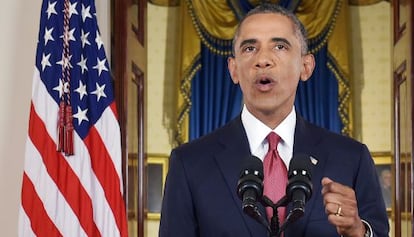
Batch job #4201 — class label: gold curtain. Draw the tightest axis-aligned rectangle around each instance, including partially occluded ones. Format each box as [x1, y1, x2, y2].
[349, 0, 387, 6]
[148, 0, 180, 6]
[146, 0, 390, 8]
[175, 0, 353, 144]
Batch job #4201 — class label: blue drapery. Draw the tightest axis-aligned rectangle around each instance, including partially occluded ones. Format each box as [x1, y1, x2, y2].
[190, 45, 242, 140]
[295, 46, 341, 133]
[189, 1, 342, 140]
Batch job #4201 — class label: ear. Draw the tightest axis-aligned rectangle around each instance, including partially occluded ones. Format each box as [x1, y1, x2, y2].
[300, 54, 315, 82]
[227, 57, 239, 84]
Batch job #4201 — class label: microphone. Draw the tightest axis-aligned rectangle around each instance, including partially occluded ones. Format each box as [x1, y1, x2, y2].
[285, 153, 313, 223]
[237, 155, 269, 230]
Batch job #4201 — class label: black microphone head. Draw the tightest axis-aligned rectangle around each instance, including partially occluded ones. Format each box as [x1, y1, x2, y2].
[286, 153, 313, 201]
[236, 155, 264, 200]
[239, 155, 263, 177]
[236, 156, 269, 230]
[288, 153, 313, 179]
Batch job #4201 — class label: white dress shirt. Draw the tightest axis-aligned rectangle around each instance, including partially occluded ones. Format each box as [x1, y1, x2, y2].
[241, 105, 296, 169]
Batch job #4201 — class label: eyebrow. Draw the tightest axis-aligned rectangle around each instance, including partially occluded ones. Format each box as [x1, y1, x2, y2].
[238, 39, 257, 50]
[271, 37, 292, 47]
[238, 37, 292, 51]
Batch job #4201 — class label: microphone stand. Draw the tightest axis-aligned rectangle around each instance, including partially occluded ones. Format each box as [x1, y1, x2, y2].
[241, 195, 306, 237]
[261, 195, 294, 237]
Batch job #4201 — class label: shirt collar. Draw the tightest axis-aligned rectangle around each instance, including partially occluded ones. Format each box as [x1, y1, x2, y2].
[241, 105, 296, 157]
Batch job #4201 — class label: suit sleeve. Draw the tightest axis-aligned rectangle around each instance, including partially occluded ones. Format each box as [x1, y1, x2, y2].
[159, 150, 199, 237]
[355, 145, 389, 237]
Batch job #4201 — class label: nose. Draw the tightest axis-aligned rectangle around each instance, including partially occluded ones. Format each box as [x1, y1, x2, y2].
[255, 50, 274, 69]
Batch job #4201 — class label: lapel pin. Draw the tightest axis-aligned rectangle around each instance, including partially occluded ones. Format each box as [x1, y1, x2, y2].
[310, 156, 318, 165]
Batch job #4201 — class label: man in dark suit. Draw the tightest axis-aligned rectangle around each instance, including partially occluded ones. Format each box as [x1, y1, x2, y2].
[159, 3, 389, 237]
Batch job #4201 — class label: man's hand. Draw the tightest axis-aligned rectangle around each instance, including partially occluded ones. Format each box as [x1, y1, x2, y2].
[321, 177, 366, 237]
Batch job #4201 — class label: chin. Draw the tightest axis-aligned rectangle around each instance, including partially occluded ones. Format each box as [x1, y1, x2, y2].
[255, 104, 279, 115]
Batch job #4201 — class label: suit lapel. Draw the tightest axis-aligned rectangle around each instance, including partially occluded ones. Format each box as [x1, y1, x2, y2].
[285, 116, 330, 237]
[213, 117, 268, 236]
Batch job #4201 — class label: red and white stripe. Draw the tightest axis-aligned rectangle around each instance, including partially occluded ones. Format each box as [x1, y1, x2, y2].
[19, 68, 127, 236]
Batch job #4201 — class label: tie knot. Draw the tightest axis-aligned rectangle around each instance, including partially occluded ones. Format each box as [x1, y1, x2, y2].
[267, 132, 280, 151]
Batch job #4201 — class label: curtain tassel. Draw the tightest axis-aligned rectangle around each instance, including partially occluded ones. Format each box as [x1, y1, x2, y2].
[57, 101, 65, 152]
[64, 105, 74, 155]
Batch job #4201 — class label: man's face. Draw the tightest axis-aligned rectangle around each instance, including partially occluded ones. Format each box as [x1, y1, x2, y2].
[228, 13, 314, 123]
[381, 170, 391, 187]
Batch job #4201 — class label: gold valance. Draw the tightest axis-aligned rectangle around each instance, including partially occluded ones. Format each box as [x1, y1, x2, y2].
[148, 0, 180, 6]
[186, 0, 340, 47]
[349, 0, 387, 6]
[189, 1, 238, 40]
[148, 0, 388, 8]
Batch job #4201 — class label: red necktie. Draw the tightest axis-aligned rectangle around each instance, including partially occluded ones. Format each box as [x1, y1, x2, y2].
[263, 132, 288, 223]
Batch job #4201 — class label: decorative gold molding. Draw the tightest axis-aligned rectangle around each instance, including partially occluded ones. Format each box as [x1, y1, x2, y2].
[146, 153, 169, 220]
[371, 151, 392, 165]
[149, 0, 180, 7]
[349, 0, 388, 6]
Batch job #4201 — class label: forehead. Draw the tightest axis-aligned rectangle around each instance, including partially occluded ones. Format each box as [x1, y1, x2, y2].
[236, 13, 297, 44]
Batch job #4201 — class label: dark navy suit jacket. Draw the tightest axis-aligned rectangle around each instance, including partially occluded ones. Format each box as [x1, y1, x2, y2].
[159, 115, 389, 237]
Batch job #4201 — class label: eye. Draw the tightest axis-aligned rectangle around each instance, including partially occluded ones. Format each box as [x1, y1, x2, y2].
[274, 44, 287, 50]
[242, 45, 256, 53]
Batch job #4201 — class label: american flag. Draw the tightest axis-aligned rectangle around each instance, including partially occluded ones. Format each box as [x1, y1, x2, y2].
[19, 0, 128, 236]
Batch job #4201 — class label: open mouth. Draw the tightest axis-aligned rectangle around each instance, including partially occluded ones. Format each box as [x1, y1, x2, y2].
[255, 77, 274, 92]
[259, 78, 272, 85]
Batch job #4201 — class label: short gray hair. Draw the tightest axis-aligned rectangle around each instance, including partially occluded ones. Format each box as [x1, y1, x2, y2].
[232, 3, 308, 55]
